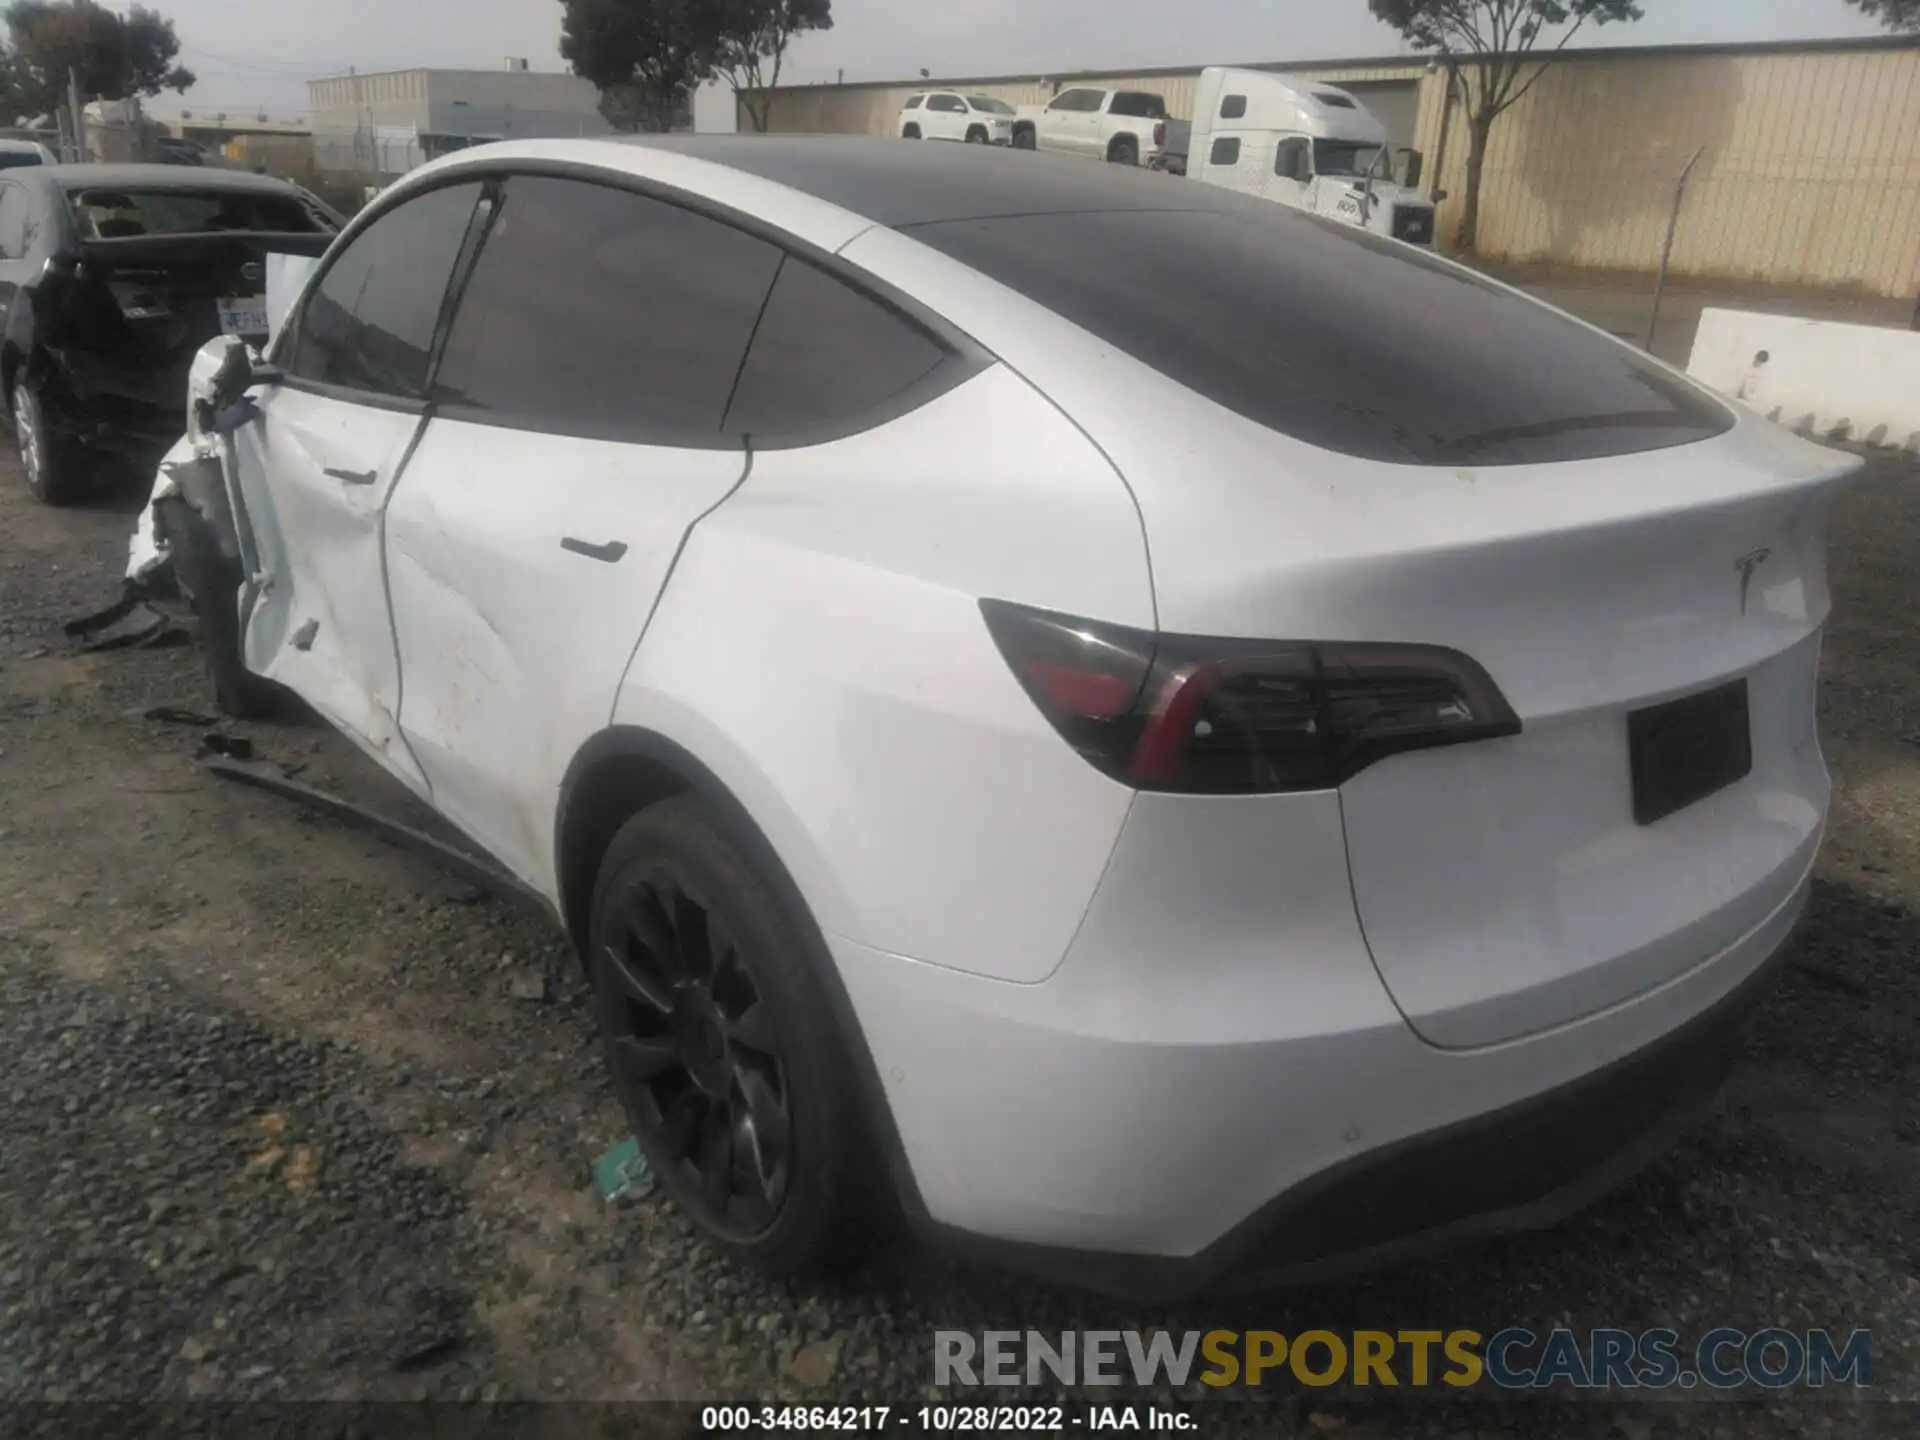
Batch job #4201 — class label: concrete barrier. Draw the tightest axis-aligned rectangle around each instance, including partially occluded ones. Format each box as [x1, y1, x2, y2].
[1686, 308, 1920, 452]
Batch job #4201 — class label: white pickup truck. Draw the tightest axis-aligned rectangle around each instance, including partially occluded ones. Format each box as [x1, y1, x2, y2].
[1011, 86, 1173, 167]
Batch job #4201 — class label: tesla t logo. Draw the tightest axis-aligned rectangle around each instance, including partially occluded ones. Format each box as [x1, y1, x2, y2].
[1734, 548, 1772, 615]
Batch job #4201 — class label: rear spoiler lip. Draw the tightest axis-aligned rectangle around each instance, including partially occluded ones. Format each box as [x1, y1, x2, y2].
[76, 231, 336, 263]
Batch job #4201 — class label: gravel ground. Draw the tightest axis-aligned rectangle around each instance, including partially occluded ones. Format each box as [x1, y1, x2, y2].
[0, 434, 1915, 1437]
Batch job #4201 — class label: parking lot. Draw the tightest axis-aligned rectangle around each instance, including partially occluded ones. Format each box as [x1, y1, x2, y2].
[1, 397, 1916, 1429]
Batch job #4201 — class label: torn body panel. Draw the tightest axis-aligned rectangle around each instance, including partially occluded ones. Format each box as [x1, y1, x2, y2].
[125, 337, 252, 586]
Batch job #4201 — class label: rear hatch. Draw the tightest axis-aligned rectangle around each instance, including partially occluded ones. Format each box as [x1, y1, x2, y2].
[45, 177, 335, 412]
[54, 233, 332, 409]
[889, 201, 1861, 1049]
[1324, 450, 1843, 1047]
[1132, 414, 1853, 1051]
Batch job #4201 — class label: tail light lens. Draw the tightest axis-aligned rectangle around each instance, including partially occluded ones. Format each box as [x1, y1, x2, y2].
[981, 599, 1520, 794]
[1153, 121, 1166, 146]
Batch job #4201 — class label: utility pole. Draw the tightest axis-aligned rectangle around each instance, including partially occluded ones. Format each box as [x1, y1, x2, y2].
[67, 67, 86, 163]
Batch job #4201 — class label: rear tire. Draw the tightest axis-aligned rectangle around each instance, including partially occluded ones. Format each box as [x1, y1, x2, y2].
[588, 797, 874, 1277]
[902, 124, 921, 140]
[11, 375, 82, 506]
[1108, 136, 1139, 166]
[1012, 127, 1036, 151]
[154, 496, 289, 721]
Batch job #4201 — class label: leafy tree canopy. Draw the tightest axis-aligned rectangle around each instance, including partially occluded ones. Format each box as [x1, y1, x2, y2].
[3, 1, 194, 120]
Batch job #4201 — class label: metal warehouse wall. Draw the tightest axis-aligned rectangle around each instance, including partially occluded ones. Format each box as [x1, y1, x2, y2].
[1426, 41, 1920, 294]
[753, 38, 1920, 296]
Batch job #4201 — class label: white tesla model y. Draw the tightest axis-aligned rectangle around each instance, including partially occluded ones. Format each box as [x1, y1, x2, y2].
[156, 137, 1858, 1295]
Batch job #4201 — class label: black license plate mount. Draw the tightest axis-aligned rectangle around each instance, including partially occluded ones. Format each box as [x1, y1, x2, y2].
[1628, 678, 1753, 826]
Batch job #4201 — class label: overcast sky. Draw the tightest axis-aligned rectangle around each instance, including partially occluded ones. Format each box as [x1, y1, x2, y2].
[154, 0, 1889, 119]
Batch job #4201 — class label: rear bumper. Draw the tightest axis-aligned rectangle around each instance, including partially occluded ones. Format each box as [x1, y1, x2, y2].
[931, 911, 1789, 1299]
[831, 788, 1813, 1298]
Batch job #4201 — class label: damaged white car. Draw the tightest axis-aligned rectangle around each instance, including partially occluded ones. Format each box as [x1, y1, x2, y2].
[136, 137, 1855, 1295]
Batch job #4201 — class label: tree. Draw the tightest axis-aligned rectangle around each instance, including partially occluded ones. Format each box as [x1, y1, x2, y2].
[702, 0, 831, 133]
[559, 0, 830, 136]
[3, 1, 194, 119]
[561, 0, 702, 133]
[1370, 0, 1641, 253]
[1844, 0, 1919, 29]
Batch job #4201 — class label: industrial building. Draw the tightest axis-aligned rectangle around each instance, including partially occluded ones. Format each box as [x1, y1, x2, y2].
[307, 60, 611, 178]
[747, 34, 1920, 297]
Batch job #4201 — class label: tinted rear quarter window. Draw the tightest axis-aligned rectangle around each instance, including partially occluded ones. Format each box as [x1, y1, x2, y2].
[288, 180, 482, 397]
[907, 206, 1730, 466]
[432, 175, 783, 441]
[724, 257, 948, 438]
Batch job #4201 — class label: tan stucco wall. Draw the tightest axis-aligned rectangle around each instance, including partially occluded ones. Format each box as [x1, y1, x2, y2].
[751, 41, 1920, 296]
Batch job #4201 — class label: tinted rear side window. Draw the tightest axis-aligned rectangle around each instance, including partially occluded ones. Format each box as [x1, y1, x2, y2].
[432, 175, 783, 441]
[288, 180, 481, 398]
[1109, 92, 1166, 118]
[908, 207, 1731, 466]
[725, 257, 948, 438]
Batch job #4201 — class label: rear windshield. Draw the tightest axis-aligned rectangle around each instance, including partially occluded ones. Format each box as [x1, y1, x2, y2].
[66, 186, 330, 239]
[907, 206, 1731, 466]
[1108, 92, 1168, 119]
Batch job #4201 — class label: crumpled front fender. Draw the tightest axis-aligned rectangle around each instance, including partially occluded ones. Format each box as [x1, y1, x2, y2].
[125, 337, 256, 585]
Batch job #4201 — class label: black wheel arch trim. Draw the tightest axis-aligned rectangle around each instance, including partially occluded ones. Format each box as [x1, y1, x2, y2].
[555, 724, 929, 1224]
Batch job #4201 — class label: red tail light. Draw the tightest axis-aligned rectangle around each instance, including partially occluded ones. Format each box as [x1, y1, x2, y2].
[1153, 121, 1166, 146]
[981, 600, 1520, 794]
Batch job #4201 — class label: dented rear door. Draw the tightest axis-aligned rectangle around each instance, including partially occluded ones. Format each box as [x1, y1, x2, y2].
[227, 181, 488, 791]
[383, 174, 783, 895]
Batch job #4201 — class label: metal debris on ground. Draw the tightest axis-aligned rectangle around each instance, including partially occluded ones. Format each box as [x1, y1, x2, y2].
[196, 733, 256, 762]
[506, 969, 550, 1003]
[593, 1136, 655, 1205]
[199, 756, 547, 916]
[63, 594, 175, 653]
[391, 1329, 466, 1374]
[144, 706, 219, 727]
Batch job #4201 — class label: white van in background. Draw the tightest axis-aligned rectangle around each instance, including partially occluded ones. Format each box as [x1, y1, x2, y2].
[1180, 67, 1439, 246]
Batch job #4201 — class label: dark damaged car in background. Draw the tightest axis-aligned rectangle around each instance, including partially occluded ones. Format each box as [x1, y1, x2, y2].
[2, 163, 338, 505]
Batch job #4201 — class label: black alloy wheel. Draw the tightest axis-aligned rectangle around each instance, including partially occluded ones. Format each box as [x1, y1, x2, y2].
[596, 852, 793, 1238]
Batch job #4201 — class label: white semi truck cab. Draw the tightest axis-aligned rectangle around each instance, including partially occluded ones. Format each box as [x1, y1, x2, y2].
[1181, 67, 1440, 246]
